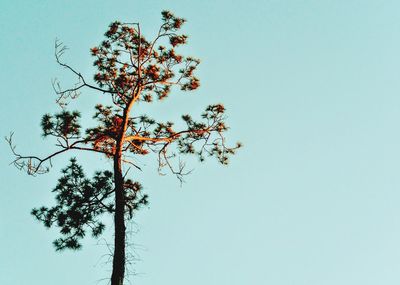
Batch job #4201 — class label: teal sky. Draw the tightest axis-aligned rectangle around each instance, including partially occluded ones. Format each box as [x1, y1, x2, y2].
[2, 0, 400, 284]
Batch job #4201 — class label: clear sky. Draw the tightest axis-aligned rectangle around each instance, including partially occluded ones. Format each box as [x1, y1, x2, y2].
[2, 0, 400, 284]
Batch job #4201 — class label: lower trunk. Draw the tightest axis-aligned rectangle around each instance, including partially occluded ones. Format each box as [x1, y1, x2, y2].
[111, 153, 126, 285]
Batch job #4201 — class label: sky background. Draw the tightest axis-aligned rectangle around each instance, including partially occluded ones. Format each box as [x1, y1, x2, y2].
[2, 0, 400, 284]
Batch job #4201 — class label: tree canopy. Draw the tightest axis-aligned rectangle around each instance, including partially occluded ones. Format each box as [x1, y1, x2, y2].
[8, 10, 240, 285]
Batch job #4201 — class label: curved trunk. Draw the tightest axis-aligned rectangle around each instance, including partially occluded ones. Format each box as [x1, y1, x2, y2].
[110, 88, 141, 285]
[111, 151, 126, 285]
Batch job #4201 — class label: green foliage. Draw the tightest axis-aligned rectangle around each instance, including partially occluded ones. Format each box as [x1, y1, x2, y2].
[31, 158, 148, 250]
[10, 11, 240, 261]
[41, 111, 81, 139]
[124, 179, 148, 219]
[31, 158, 149, 251]
[31, 158, 113, 250]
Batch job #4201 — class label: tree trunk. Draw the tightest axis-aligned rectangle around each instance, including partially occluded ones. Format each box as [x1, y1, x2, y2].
[111, 151, 126, 285]
[110, 90, 139, 285]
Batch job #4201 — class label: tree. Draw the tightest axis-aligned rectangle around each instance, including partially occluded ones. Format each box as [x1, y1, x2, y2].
[7, 11, 240, 285]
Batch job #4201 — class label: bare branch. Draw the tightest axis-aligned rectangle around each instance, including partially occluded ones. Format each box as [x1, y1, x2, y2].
[53, 40, 118, 107]
[6, 133, 112, 175]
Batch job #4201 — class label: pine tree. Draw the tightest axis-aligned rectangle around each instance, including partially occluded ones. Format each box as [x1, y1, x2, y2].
[8, 11, 240, 285]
